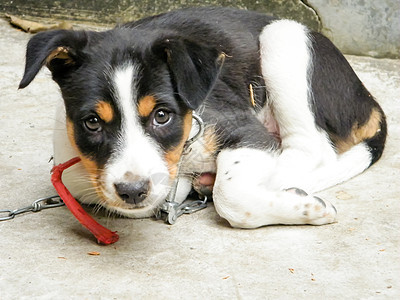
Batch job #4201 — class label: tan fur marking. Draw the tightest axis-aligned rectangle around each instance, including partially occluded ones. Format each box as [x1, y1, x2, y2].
[66, 119, 78, 152]
[138, 95, 157, 117]
[334, 108, 382, 153]
[66, 119, 102, 192]
[203, 126, 219, 155]
[96, 101, 114, 123]
[46, 47, 74, 65]
[164, 112, 193, 178]
[353, 108, 382, 141]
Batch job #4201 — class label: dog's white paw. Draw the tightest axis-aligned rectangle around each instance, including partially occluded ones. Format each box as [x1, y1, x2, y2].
[285, 188, 337, 225]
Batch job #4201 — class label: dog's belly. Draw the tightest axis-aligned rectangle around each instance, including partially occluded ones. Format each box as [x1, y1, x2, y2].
[256, 105, 281, 144]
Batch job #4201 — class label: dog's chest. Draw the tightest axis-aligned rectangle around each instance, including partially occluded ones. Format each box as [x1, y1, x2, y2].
[180, 125, 218, 175]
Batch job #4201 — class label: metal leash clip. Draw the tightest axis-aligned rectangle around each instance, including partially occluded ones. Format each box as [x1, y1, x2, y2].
[156, 112, 208, 225]
[0, 195, 64, 221]
[156, 196, 208, 225]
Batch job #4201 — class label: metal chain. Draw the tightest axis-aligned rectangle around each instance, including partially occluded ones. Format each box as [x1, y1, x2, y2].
[0, 195, 64, 221]
[157, 195, 208, 225]
[156, 112, 209, 224]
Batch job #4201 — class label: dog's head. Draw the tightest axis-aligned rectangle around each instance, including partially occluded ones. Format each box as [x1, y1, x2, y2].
[20, 28, 222, 217]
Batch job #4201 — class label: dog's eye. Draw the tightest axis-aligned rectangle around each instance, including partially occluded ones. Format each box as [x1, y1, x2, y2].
[84, 116, 102, 132]
[153, 109, 171, 125]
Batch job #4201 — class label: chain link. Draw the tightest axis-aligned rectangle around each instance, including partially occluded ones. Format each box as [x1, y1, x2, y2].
[155, 112, 208, 224]
[156, 195, 208, 225]
[0, 195, 64, 221]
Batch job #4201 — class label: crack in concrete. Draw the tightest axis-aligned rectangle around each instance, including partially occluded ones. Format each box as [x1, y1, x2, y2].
[300, 0, 322, 31]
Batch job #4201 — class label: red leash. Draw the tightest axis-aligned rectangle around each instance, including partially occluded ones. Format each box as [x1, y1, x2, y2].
[51, 157, 119, 245]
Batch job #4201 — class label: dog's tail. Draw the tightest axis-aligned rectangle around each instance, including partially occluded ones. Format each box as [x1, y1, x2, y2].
[365, 105, 387, 166]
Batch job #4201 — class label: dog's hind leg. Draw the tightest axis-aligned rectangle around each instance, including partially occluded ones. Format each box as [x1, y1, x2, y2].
[258, 20, 373, 193]
[212, 148, 337, 228]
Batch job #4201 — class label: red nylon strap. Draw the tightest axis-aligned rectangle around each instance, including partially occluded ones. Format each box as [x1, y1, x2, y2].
[51, 157, 119, 245]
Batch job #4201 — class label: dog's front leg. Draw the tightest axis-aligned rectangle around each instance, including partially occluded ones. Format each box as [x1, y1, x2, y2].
[212, 148, 337, 228]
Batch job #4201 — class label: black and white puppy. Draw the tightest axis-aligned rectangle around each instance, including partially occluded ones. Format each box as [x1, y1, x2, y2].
[20, 7, 386, 228]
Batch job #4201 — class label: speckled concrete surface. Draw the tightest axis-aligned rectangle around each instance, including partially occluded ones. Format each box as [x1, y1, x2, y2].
[0, 18, 399, 299]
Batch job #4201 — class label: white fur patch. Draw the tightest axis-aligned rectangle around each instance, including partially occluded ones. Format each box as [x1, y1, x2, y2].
[213, 148, 337, 228]
[259, 20, 325, 151]
[99, 63, 170, 217]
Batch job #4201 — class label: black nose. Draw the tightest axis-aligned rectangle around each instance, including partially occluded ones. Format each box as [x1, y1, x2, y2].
[114, 180, 150, 205]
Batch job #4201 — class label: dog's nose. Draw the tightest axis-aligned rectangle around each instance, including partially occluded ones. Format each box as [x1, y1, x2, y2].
[114, 180, 150, 205]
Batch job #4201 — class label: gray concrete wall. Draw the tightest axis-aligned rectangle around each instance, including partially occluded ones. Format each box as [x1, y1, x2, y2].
[308, 0, 400, 58]
[0, 0, 321, 30]
[0, 0, 398, 58]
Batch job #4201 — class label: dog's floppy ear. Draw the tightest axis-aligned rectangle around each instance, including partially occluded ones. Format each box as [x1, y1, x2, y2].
[153, 38, 224, 110]
[19, 30, 91, 89]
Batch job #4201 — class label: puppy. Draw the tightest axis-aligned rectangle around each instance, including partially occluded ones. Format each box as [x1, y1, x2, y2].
[20, 7, 386, 228]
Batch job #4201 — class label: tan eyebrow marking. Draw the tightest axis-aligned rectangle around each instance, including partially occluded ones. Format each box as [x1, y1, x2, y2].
[96, 101, 114, 123]
[137, 95, 157, 117]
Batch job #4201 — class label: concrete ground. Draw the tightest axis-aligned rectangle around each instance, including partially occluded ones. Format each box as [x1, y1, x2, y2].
[0, 18, 399, 299]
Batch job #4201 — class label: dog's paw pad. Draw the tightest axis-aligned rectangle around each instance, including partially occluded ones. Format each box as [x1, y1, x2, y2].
[285, 187, 308, 197]
[308, 196, 337, 225]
